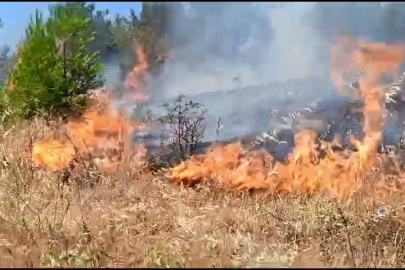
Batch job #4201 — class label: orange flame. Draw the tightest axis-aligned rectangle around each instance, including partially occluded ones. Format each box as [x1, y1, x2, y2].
[32, 47, 153, 172]
[32, 90, 147, 172]
[7, 76, 14, 91]
[169, 36, 405, 200]
[124, 46, 150, 102]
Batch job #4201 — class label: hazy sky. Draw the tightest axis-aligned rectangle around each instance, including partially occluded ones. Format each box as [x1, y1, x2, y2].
[0, 2, 315, 51]
[0, 2, 142, 49]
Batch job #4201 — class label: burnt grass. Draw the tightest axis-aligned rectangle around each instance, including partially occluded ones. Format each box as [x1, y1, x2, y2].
[1, 118, 405, 268]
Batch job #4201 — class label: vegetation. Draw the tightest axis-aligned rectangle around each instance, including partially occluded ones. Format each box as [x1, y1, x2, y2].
[0, 19, 10, 70]
[1, 123, 405, 267]
[2, 2, 405, 268]
[0, 2, 185, 122]
[4, 7, 104, 120]
[0, 2, 275, 123]
[155, 95, 207, 161]
[0, 5, 101, 121]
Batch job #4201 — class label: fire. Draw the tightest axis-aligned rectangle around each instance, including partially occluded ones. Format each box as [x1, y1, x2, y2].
[32, 47, 152, 172]
[33, 139, 75, 171]
[124, 46, 150, 102]
[169, 36, 405, 200]
[6, 76, 14, 91]
[32, 90, 147, 172]
[169, 131, 365, 199]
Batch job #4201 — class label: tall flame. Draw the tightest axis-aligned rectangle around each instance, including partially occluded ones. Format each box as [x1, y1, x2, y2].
[124, 46, 150, 102]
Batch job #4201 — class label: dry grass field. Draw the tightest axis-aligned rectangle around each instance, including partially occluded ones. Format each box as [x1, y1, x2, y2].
[0, 119, 404, 268]
[1, 30, 405, 269]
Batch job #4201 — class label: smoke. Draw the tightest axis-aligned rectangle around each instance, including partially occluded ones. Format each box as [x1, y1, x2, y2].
[142, 2, 405, 141]
[155, 3, 330, 99]
[103, 3, 404, 142]
[101, 55, 121, 88]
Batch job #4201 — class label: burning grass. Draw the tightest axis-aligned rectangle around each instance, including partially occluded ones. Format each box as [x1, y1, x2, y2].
[32, 90, 147, 173]
[169, 35, 405, 201]
[1, 122, 405, 267]
[2, 38, 405, 267]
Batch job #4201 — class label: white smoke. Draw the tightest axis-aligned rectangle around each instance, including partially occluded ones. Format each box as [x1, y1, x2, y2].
[155, 3, 329, 99]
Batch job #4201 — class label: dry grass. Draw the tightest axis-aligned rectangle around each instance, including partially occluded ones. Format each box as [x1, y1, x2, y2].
[1, 120, 405, 268]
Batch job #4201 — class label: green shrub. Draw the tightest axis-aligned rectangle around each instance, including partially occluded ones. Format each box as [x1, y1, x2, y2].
[2, 5, 104, 121]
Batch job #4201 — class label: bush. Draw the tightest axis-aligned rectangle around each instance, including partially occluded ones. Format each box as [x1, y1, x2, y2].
[152, 95, 207, 161]
[1, 5, 104, 121]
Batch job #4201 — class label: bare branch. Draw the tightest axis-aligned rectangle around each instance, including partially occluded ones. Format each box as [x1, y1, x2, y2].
[155, 96, 207, 161]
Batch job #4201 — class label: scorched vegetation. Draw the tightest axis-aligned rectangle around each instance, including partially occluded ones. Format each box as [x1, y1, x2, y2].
[1, 2, 405, 268]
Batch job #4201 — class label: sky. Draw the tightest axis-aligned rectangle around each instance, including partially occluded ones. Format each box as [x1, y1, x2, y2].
[0, 2, 313, 52]
[0, 2, 142, 50]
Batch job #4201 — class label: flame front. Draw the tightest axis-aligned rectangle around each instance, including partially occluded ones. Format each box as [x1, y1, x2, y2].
[169, 36, 405, 200]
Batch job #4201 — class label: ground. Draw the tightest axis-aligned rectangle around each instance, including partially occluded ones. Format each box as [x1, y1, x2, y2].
[150, 76, 336, 141]
[0, 120, 405, 268]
